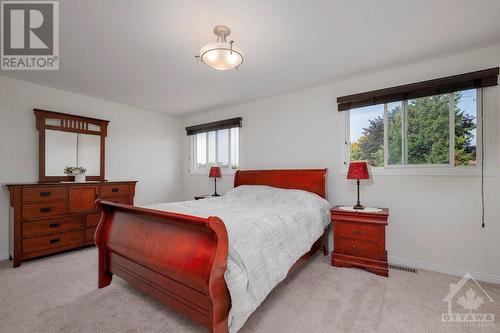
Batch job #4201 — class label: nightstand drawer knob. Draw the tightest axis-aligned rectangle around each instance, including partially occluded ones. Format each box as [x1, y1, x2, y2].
[351, 245, 365, 254]
[351, 229, 365, 235]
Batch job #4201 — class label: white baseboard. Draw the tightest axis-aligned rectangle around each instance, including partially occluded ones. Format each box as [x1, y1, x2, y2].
[0, 251, 10, 261]
[389, 255, 500, 285]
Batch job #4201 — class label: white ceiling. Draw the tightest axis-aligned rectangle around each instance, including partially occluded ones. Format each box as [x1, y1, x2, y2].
[2, 0, 500, 116]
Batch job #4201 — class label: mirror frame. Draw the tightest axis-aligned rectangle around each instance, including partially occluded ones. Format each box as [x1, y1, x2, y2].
[35, 109, 109, 183]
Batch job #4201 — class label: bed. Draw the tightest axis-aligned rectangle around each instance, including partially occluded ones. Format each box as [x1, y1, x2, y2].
[95, 169, 330, 333]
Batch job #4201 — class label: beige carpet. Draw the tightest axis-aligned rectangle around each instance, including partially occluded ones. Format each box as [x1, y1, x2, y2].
[0, 248, 498, 333]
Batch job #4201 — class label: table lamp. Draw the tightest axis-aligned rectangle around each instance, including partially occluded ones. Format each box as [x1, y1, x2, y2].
[209, 166, 222, 196]
[347, 161, 370, 210]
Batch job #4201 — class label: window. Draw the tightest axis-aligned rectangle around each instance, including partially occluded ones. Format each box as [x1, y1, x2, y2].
[348, 89, 479, 168]
[192, 127, 240, 173]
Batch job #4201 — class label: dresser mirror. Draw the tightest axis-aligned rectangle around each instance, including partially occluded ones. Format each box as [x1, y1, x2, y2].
[35, 109, 109, 182]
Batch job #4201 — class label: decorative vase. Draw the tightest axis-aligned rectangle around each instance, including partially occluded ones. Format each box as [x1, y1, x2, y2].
[74, 174, 86, 183]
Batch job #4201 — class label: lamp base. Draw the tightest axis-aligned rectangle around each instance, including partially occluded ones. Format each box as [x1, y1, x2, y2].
[212, 193, 220, 197]
[353, 204, 364, 210]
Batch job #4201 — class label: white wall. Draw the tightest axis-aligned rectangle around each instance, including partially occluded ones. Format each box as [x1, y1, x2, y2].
[181, 44, 500, 283]
[0, 76, 183, 259]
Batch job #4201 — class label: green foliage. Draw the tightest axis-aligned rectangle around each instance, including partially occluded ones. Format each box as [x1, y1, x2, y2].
[455, 97, 477, 166]
[350, 142, 363, 161]
[353, 116, 384, 167]
[372, 147, 385, 167]
[387, 104, 402, 165]
[351, 92, 476, 167]
[407, 94, 451, 164]
[64, 166, 86, 175]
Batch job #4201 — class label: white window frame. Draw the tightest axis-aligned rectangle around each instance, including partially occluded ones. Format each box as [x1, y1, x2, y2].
[342, 88, 492, 176]
[189, 127, 240, 175]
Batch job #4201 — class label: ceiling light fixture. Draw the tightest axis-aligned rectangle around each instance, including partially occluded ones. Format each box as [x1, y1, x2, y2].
[196, 25, 244, 71]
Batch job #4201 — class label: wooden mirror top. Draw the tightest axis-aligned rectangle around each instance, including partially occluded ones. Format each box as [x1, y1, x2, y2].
[35, 109, 109, 183]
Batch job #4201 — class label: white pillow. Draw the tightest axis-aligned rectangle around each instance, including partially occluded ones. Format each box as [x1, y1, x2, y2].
[224, 185, 331, 209]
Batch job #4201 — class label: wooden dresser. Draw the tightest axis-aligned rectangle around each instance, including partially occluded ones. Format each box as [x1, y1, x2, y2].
[331, 205, 389, 277]
[6, 181, 136, 267]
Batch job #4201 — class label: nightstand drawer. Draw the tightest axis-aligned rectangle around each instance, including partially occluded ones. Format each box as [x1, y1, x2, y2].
[337, 222, 380, 242]
[337, 238, 381, 260]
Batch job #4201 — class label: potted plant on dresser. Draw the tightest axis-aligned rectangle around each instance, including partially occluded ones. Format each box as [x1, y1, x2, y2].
[64, 166, 87, 182]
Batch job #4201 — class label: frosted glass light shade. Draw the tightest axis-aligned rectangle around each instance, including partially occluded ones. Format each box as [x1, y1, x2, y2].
[199, 42, 244, 70]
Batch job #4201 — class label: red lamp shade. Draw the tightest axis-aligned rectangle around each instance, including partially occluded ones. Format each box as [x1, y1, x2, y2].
[347, 161, 369, 180]
[209, 166, 222, 178]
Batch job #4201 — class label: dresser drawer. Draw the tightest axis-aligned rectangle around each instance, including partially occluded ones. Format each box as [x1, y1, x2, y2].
[22, 230, 84, 254]
[337, 238, 381, 260]
[85, 227, 97, 243]
[22, 201, 67, 220]
[22, 186, 67, 202]
[86, 213, 102, 227]
[337, 222, 380, 242]
[23, 216, 83, 237]
[101, 184, 129, 198]
[102, 196, 130, 204]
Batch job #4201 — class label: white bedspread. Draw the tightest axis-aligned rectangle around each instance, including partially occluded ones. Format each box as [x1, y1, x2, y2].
[145, 185, 331, 333]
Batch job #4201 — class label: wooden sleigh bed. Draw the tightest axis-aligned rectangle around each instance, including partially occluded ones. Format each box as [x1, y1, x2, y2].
[95, 169, 328, 333]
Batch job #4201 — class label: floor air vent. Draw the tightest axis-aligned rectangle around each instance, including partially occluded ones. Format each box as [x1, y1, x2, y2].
[389, 263, 417, 273]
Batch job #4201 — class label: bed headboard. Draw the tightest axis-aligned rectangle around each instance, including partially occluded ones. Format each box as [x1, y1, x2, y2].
[233, 169, 328, 199]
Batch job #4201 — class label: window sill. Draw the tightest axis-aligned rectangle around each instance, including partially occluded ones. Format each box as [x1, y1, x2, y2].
[340, 165, 491, 177]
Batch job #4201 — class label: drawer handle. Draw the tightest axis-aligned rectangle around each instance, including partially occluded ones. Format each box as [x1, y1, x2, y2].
[40, 207, 52, 213]
[351, 229, 366, 235]
[40, 191, 51, 197]
[49, 223, 60, 228]
[351, 245, 365, 254]
[111, 188, 119, 193]
[49, 238, 60, 244]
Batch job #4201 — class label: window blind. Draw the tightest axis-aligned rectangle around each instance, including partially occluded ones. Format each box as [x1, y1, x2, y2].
[337, 67, 499, 111]
[185, 117, 242, 136]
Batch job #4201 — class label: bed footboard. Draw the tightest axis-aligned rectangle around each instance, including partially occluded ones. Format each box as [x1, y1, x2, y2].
[95, 200, 230, 333]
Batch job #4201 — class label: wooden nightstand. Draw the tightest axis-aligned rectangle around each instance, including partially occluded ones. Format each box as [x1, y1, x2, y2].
[331, 205, 389, 277]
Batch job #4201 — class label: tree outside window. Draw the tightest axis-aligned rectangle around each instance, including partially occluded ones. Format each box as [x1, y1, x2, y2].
[349, 89, 478, 168]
